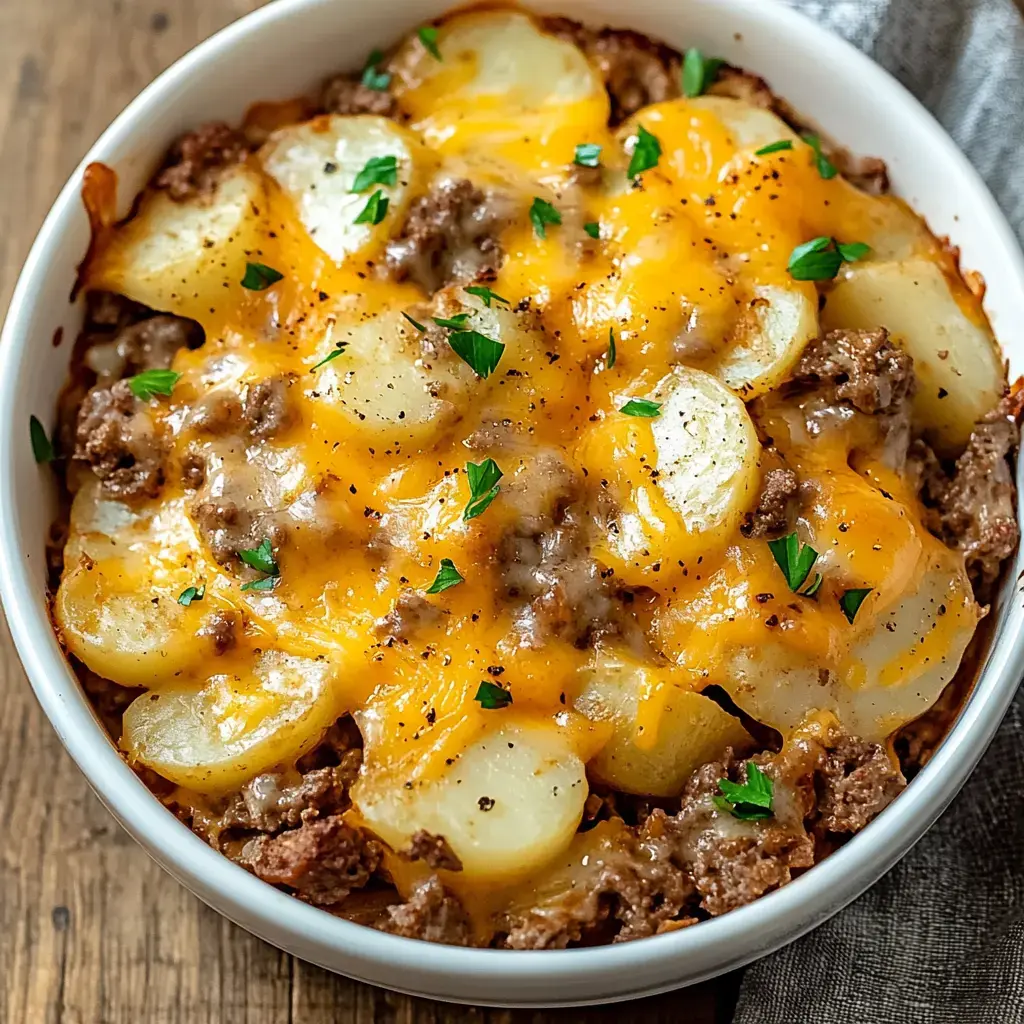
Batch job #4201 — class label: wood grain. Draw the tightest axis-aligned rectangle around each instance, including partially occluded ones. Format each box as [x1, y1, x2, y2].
[0, 1, 738, 1020]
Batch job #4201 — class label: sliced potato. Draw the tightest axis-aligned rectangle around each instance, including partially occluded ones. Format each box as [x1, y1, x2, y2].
[88, 165, 268, 323]
[575, 652, 752, 797]
[260, 115, 419, 265]
[821, 258, 1004, 451]
[686, 95, 801, 152]
[122, 651, 343, 792]
[353, 719, 587, 882]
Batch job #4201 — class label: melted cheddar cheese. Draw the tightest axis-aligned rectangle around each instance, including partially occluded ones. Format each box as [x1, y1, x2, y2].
[56, 8, 1004, 905]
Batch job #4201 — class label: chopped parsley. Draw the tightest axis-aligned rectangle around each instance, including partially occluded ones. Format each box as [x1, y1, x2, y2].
[241, 576, 279, 592]
[787, 236, 871, 281]
[29, 415, 55, 464]
[627, 125, 661, 179]
[238, 538, 278, 576]
[177, 584, 205, 607]
[463, 458, 503, 521]
[574, 143, 602, 167]
[619, 398, 661, 418]
[475, 680, 512, 709]
[464, 285, 509, 308]
[241, 261, 283, 291]
[755, 139, 793, 156]
[360, 49, 391, 91]
[803, 133, 838, 180]
[128, 368, 181, 401]
[418, 26, 441, 60]
[607, 328, 617, 369]
[767, 531, 819, 593]
[354, 189, 389, 225]
[714, 762, 774, 820]
[448, 330, 505, 378]
[583, 222, 601, 239]
[350, 154, 398, 193]
[802, 573, 824, 598]
[432, 313, 472, 330]
[682, 48, 724, 98]
[530, 197, 562, 239]
[840, 587, 873, 623]
[425, 558, 464, 594]
[402, 311, 426, 332]
[310, 345, 348, 371]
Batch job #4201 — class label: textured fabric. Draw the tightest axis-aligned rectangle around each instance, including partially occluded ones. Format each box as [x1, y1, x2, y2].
[734, 2, 1024, 1022]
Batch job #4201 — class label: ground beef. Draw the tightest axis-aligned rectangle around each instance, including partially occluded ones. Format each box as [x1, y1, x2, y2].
[154, 122, 250, 201]
[242, 816, 381, 906]
[913, 400, 1020, 594]
[400, 830, 463, 872]
[243, 377, 296, 440]
[376, 877, 473, 946]
[816, 736, 905, 834]
[384, 179, 508, 294]
[374, 591, 444, 643]
[828, 148, 890, 195]
[741, 466, 799, 538]
[791, 328, 914, 416]
[188, 391, 242, 435]
[196, 610, 240, 655]
[319, 73, 397, 117]
[191, 500, 285, 567]
[85, 315, 204, 381]
[73, 379, 166, 501]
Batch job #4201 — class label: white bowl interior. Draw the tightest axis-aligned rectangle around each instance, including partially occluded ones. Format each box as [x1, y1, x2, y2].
[1, 0, 1022, 1007]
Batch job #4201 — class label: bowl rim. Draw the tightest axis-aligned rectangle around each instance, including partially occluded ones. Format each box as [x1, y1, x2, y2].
[2, 0, 1023, 1005]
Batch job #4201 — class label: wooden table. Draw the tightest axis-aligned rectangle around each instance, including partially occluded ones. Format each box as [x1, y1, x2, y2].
[0, 1, 738, 1019]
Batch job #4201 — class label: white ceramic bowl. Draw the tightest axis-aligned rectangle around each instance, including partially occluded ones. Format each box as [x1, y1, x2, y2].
[2, 0, 1022, 1007]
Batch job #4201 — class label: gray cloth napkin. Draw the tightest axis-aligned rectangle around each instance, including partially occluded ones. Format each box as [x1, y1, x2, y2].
[734, 2, 1024, 1022]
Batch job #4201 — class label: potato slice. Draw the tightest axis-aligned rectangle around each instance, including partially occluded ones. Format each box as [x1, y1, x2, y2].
[122, 651, 342, 792]
[260, 115, 419, 265]
[88, 165, 268, 324]
[821, 258, 1004, 451]
[686, 95, 801, 152]
[575, 653, 752, 797]
[353, 719, 586, 882]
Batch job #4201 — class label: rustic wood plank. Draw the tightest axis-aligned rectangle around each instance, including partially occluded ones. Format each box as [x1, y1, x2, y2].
[0, 1, 736, 1020]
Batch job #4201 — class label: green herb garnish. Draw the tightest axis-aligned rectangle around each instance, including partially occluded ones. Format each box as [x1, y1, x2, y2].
[803, 133, 838, 180]
[433, 313, 472, 330]
[714, 762, 774, 820]
[627, 125, 661, 179]
[238, 538, 278, 576]
[463, 458, 503, 521]
[448, 330, 505, 378]
[354, 189, 389, 225]
[350, 154, 398, 193]
[128, 369, 181, 401]
[464, 285, 509, 308]
[619, 398, 661, 418]
[241, 576, 279, 592]
[310, 345, 349, 371]
[360, 49, 391, 91]
[402, 311, 426, 332]
[801, 573, 824, 598]
[241, 262, 284, 291]
[177, 584, 205, 607]
[475, 680, 512, 709]
[787, 236, 870, 281]
[30, 415, 55, 464]
[418, 26, 441, 60]
[755, 139, 794, 156]
[607, 328, 617, 369]
[839, 587, 873, 623]
[425, 558, 464, 594]
[682, 48, 724, 98]
[530, 197, 562, 239]
[767, 531, 819, 593]
[583, 222, 601, 240]
[574, 143, 602, 167]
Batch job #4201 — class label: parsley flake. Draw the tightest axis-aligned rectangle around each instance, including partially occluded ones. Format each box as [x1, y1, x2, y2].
[350, 154, 398, 193]
[128, 369, 181, 401]
[238, 538, 278, 576]
[464, 285, 510, 308]
[755, 139, 794, 156]
[767, 531, 819, 593]
[475, 680, 512, 709]
[682, 48, 724, 98]
[840, 587, 873, 623]
[787, 236, 870, 281]
[448, 330, 505, 378]
[418, 26, 441, 60]
[432, 313, 472, 330]
[360, 49, 391, 91]
[530, 197, 562, 239]
[310, 345, 348, 371]
[241, 261, 283, 291]
[241, 576, 279, 592]
[801, 573, 824, 598]
[464, 458, 503, 521]
[607, 328, 617, 369]
[627, 125, 661, 179]
[177, 584, 205, 607]
[402, 311, 426, 332]
[425, 558, 464, 594]
[714, 762, 774, 820]
[574, 143, 602, 167]
[354, 189, 389, 225]
[583, 222, 601, 239]
[620, 398, 661, 418]
[803, 133, 838, 180]
[30, 415, 55, 464]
